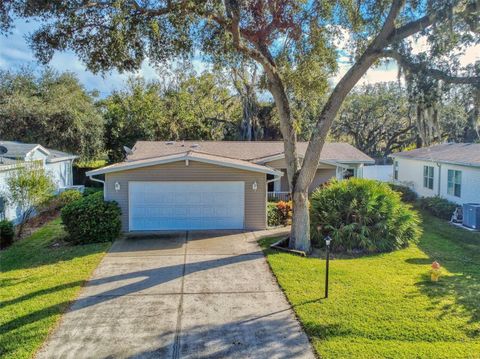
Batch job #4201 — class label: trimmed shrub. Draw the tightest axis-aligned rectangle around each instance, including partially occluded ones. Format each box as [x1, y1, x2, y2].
[83, 187, 103, 197]
[267, 202, 281, 227]
[267, 201, 292, 227]
[310, 178, 421, 253]
[388, 183, 418, 202]
[0, 220, 15, 249]
[61, 191, 121, 244]
[56, 190, 83, 208]
[276, 201, 292, 226]
[419, 196, 457, 220]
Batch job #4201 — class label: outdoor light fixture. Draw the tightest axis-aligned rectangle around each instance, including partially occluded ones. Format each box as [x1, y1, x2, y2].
[114, 182, 121, 192]
[324, 235, 333, 299]
[252, 181, 258, 192]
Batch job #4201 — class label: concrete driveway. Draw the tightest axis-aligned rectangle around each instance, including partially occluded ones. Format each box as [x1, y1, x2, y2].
[36, 229, 315, 359]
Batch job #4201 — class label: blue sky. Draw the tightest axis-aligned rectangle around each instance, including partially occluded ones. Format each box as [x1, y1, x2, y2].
[0, 19, 209, 97]
[1, 19, 477, 98]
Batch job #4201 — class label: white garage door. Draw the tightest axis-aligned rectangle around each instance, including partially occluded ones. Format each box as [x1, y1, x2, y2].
[129, 181, 245, 230]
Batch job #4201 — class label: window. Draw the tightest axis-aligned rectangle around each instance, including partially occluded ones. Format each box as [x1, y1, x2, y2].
[423, 166, 434, 190]
[447, 170, 462, 197]
[343, 168, 355, 179]
[0, 196, 4, 220]
[394, 161, 399, 180]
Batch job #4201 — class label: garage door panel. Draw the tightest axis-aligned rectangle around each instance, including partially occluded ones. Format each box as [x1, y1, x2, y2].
[129, 181, 245, 230]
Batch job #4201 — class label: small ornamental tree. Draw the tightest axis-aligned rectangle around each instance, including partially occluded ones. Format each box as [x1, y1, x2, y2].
[4, 163, 55, 238]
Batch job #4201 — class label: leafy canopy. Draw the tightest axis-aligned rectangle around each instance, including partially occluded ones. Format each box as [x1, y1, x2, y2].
[0, 68, 104, 160]
[100, 71, 241, 161]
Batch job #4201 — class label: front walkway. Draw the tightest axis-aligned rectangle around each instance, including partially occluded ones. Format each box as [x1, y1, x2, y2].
[36, 229, 315, 358]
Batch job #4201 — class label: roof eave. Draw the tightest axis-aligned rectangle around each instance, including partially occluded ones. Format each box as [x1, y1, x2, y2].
[390, 155, 480, 168]
[87, 154, 283, 177]
[256, 153, 375, 166]
[46, 155, 78, 163]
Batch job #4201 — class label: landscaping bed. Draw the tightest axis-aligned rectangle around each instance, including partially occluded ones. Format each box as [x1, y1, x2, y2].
[260, 211, 480, 358]
[0, 219, 111, 359]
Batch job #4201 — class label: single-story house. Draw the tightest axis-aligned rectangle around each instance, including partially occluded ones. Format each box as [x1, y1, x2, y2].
[0, 141, 78, 222]
[391, 143, 480, 205]
[87, 141, 374, 232]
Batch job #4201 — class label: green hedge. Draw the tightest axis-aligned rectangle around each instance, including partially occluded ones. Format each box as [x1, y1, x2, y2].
[61, 191, 121, 244]
[310, 178, 421, 253]
[83, 187, 103, 197]
[0, 220, 15, 249]
[418, 196, 457, 220]
[56, 190, 83, 208]
[387, 183, 418, 202]
[267, 203, 281, 227]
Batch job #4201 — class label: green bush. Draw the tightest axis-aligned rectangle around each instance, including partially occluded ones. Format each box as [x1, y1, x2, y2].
[418, 196, 457, 220]
[310, 178, 421, 253]
[83, 187, 103, 197]
[267, 202, 281, 227]
[61, 191, 121, 244]
[57, 190, 83, 208]
[387, 183, 418, 202]
[0, 220, 15, 249]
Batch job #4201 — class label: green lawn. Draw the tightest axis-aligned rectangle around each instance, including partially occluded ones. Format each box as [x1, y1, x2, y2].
[0, 218, 110, 359]
[261, 212, 480, 358]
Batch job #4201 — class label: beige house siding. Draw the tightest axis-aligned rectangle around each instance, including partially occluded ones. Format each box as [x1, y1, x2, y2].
[308, 169, 336, 192]
[278, 168, 336, 193]
[105, 160, 267, 231]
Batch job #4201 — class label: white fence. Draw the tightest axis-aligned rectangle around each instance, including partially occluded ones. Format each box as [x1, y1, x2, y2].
[363, 165, 393, 182]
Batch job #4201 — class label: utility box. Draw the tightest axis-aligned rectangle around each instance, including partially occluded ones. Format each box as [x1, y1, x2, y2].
[462, 203, 480, 230]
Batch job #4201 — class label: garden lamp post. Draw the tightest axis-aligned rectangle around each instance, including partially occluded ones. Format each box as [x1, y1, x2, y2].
[324, 235, 332, 299]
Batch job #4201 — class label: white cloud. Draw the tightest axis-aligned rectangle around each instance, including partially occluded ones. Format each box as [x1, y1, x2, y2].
[329, 33, 479, 88]
[330, 61, 400, 87]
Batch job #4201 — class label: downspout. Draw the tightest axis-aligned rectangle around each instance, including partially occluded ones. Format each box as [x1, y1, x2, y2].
[88, 174, 106, 200]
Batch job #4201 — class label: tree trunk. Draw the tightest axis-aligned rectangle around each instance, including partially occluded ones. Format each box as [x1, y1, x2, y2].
[290, 189, 311, 252]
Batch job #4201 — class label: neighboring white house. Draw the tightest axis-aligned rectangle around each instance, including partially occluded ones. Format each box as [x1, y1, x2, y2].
[363, 164, 393, 182]
[390, 143, 480, 205]
[0, 141, 78, 223]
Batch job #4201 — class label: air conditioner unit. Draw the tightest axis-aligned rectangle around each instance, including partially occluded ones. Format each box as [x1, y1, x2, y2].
[58, 185, 85, 193]
[462, 203, 480, 230]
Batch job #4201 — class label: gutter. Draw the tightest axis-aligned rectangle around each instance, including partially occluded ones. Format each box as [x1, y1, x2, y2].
[266, 173, 283, 184]
[88, 174, 105, 186]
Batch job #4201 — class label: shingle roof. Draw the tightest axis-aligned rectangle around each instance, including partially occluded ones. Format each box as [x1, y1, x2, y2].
[128, 141, 374, 163]
[87, 151, 283, 176]
[0, 141, 77, 162]
[392, 143, 480, 167]
[0, 141, 40, 158]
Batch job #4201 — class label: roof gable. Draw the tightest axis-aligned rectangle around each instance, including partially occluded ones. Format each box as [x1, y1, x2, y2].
[0, 141, 77, 163]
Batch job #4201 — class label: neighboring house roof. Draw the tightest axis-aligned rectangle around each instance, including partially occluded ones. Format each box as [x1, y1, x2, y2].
[391, 143, 480, 168]
[0, 141, 77, 164]
[128, 141, 375, 164]
[86, 151, 284, 177]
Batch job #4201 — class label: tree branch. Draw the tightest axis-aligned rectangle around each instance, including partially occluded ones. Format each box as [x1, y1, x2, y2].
[297, 0, 406, 191]
[387, 13, 436, 43]
[381, 49, 480, 85]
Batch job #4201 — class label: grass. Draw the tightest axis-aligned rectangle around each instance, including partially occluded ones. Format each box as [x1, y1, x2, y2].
[261, 212, 480, 358]
[0, 218, 110, 359]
